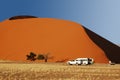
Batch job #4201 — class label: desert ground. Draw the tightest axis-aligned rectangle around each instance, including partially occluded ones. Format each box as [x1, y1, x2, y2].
[0, 61, 120, 80]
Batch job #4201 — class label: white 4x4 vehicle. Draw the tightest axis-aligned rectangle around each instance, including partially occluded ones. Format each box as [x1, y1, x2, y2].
[67, 58, 94, 65]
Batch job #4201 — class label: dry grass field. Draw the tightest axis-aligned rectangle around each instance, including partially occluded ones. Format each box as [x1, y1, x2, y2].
[0, 62, 120, 80]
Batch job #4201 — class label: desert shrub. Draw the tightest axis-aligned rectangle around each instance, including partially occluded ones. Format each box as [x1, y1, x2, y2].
[26, 52, 36, 61]
[37, 53, 54, 62]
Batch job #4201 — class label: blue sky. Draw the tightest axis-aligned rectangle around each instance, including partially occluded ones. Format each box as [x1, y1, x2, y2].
[0, 0, 120, 44]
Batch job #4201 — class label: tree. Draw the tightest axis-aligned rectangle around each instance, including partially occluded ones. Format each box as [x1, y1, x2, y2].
[37, 53, 54, 62]
[37, 54, 45, 60]
[26, 52, 36, 61]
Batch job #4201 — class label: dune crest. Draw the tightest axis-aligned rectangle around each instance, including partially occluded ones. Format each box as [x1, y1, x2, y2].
[9, 15, 37, 20]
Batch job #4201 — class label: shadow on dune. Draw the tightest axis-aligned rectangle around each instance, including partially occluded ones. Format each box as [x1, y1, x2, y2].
[83, 26, 120, 63]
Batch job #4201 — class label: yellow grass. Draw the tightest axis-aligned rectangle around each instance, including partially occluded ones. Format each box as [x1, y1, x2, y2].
[0, 62, 120, 80]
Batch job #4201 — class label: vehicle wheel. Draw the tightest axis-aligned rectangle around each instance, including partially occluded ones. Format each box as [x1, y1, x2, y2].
[83, 63, 87, 65]
[68, 63, 72, 65]
[78, 64, 81, 65]
[77, 63, 82, 65]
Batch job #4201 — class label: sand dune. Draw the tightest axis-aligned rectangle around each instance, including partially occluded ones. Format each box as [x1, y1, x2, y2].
[0, 16, 110, 63]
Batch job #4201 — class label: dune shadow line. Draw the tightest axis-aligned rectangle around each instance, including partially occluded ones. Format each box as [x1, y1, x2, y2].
[83, 26, 120, 63]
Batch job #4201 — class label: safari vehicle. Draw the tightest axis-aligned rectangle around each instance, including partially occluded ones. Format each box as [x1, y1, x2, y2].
[67, 58, 94, 65]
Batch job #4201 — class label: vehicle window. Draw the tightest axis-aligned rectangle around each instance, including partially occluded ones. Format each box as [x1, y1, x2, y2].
[88, 59, 92, 61]
[82, 59, 88, 61]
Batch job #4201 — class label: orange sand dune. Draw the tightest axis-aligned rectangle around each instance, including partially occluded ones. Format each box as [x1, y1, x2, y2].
[0, 17, 109, 63]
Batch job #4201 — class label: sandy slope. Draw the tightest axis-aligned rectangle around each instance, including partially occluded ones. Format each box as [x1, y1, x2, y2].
[0, 18, 109, 63]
